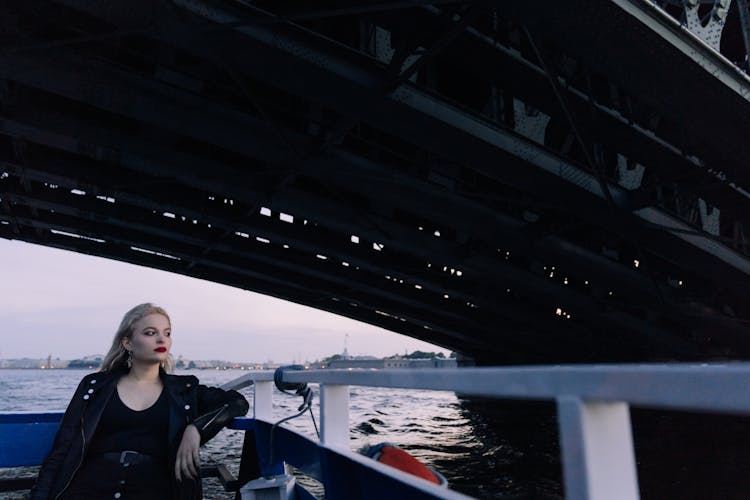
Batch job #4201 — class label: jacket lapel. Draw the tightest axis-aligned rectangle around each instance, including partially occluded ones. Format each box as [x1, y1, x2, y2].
[161, 371, 201, 499]
[81, 367, 122, 446]
[162, 371, 193, 447]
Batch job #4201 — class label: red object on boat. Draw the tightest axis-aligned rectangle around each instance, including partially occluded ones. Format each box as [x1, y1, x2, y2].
[369, 444, 442, 484]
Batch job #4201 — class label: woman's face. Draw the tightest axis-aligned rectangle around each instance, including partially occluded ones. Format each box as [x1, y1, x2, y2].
[123, 313, 172, 365]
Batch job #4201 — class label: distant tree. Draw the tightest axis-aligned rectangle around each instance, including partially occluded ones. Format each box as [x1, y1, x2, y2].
[403, 350, 444, 359]
[322, 354, 343, 364]
[436, 352, 445, 359]
[449, 351, 457, 358]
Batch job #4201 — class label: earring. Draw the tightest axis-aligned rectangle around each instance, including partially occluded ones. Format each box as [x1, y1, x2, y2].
[126, 350, 133, 369]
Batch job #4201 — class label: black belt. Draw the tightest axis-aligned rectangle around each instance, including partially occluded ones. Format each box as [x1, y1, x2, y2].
[98, 450, 161, 467]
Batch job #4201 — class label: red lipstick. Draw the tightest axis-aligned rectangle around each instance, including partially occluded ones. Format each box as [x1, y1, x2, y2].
[154, 347, 167, 353]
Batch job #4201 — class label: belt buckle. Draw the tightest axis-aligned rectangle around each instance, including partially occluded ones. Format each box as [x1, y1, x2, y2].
[120, 450, 138, 466]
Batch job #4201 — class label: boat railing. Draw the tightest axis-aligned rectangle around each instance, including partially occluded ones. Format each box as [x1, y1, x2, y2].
[220, 363, 750, 500]
[3, 363, 750, 499]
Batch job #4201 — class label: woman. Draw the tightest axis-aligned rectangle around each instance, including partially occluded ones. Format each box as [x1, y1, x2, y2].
[31, 303, 250, 500]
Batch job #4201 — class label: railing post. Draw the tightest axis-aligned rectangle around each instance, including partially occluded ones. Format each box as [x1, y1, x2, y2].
[254, 381, 273, 421]
[320, 384, 349, 448]
[557, 397, 639, 500]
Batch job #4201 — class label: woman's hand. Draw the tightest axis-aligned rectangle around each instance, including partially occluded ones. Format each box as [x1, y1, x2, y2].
[175, 424, 201, 481]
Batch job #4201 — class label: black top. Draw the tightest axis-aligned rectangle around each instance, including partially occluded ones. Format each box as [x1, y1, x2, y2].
[88, 387, 169, 459]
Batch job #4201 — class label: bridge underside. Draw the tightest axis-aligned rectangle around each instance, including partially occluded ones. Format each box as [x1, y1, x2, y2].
[1, 0, 749, 364]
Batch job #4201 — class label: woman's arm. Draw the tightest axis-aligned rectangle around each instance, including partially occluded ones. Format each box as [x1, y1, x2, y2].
[193, 385, 249, 444]
[30, 376, 89, 500]
[175, 383, 249, 481]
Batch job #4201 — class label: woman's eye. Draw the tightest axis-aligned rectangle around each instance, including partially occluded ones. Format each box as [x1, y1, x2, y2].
[165, 331, 171, 337]
[144, 330, 155, 336]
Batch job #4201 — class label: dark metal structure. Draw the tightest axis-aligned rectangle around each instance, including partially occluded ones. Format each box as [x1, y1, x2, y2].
[1, 0, 749, 364]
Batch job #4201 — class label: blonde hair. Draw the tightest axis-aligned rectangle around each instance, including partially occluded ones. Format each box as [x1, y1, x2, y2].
[101, 303, 175, 373]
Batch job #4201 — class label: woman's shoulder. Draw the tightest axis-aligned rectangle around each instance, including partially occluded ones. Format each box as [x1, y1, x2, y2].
[79, 369, 115, 383]
[69, 369, 118, 394]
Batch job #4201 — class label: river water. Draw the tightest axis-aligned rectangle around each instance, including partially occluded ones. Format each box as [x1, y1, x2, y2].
[0, 369, 563, 499]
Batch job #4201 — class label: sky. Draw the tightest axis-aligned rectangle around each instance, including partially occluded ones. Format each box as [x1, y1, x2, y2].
[0, 239, 448, 363]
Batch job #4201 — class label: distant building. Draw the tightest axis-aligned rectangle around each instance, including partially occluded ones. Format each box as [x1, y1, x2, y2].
[67, 355, 103, 369]
[328, 358, 457, 369]
[0, 357, 68, 369]
[328, 359, 385, 369]
[385, 358, 457, 369]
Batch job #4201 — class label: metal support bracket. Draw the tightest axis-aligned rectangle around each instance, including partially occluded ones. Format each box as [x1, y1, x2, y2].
[683, 0, 732, 51]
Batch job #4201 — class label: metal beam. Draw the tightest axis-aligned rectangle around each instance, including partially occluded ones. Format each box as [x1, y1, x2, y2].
[0, 111, 676, 309]
[1, 170, 719, 359]
[175, 1, 750, 285]
[0, 50, 304, 167]
[4, 189, 588, 358]
[39, 0, 750, 282]
[1, 111, 740, 351]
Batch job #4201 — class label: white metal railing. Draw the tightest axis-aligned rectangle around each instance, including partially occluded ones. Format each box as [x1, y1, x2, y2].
[221, 363, 750, 500]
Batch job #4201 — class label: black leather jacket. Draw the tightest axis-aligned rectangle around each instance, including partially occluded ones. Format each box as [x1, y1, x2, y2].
[30, 366, 249, 500]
